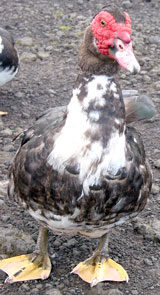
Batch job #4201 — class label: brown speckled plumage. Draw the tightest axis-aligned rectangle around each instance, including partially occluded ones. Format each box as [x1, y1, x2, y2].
[8, 75, 152, 238]
[8, 5, 152, 238]
[0, 6, 153, 286]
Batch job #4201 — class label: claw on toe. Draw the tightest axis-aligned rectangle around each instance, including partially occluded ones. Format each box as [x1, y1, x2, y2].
[72, 256, 129, 286]
[0, 253, 51, 283]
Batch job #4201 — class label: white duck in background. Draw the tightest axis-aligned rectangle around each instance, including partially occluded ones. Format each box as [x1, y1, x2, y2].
[0, 27, 19, 115]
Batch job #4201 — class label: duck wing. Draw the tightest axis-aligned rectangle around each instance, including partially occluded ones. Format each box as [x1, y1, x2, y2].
[123, 90, 155, 124]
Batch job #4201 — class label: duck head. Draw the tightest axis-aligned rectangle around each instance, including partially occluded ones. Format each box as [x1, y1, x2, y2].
[91, 6, 140, 74]
[79, 6, 140, 75]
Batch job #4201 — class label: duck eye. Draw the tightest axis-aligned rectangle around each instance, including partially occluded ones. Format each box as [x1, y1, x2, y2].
[100, 20, 106, 27]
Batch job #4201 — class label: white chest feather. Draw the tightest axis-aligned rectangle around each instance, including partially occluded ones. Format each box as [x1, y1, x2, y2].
[48, 75, 126, 193]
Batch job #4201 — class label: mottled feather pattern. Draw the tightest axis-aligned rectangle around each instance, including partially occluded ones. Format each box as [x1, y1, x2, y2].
[8, 74, 152, 238]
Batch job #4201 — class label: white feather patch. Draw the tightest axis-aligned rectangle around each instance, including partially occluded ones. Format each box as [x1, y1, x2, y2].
[83, 75, 110, 109]
[48, 86, 90, 172]
[0, 36, 4, 54]
[0, 66, 18, 87]
[48, 75, 126, 195]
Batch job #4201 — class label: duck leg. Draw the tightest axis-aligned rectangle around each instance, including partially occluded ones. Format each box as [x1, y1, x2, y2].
[0, 226, 51, 283]
[72, 233, 128, 287]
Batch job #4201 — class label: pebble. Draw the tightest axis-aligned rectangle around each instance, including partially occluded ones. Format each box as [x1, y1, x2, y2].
[21, 112, 30, 119]
[18, 36, 35, 46]
[131, 291, 139, 295]
[0, 225, 35, 255]
[0, 116, 4, 130]
[107, 289, 123, 295]
[0, 128, 12, 137]
[143, 258, 153, 266]
[77, 0, 84, 5]
[35, 283, 43, 288]
[132, 217, 160, 242]
[73, 248, 79, 256]
[54, 239, 61, 247]
[153, 81, 160, 91]
[45, 288, 62, 295]
[1, 215, 10, 222]
[153, 159, 160, 169]
[64, 238, 77, 247]
[3, 144, 15, 152]
[38, 51, 50, 59]
[0, 151, 13, 164]
[20, 52, 37, 62]
[30, 288, 39, 294]
[122, 1, 133, 9]
[149, 36, 160, 45]
[151, 183, 160, 195]
[16, 91, 26, 99]
[0, 199, 5, 206]
[20, 284, 30, 291]
[0, 180, 8, 197]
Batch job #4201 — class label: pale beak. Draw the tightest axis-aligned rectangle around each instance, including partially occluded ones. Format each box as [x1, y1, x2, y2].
[109, 39, 140, 74]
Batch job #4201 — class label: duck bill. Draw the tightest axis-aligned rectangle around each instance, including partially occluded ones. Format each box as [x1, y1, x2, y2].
[110, 40, 140, 74]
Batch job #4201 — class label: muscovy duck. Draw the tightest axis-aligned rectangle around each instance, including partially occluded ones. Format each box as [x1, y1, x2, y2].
[0, 5, 152, 286]
[0, 28, 19, 115]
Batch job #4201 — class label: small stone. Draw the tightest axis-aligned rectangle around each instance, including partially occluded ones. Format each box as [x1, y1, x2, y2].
[45, 45, 54, 51]
[107, 289, 123, 295]
[64, 238, 77, 247]
[0, 225, 35, 255]
[21, 112, 30, 119]
[73, 249, 79, 256]
[45, 288, 62, 295]
[149, 36, 160, 45]
[18, 37, 34, 46]
[54, 239, 61, 247]
[121, 73, 126, 79]
[0, 151, 12, 164]
[77, 0, 84, 5]
[154, 159, 160, 169]
[131, 290, 139, 295]
[35, 283, 43, 289]
[143, 258, 153, 266]
[151, 183, 160, 195]
[152, 219, 160, 241]
[0, 128, 12, 137]
[0, 199, 5, 206]
[38, 51, 50, 59]
[3, 144, 14, 152]
[1, 215, 10, 223]
[144, 75, 151, 83]
[20, 52, 37, 62]
[132, 217, 160, 242]
[16, 91, 25, 99]
[122, 1, 132, 9]
[21, 284, 30, 291]
[13, 127, 24, 137]
[0, 117, 4, 131]
[30, 288, 39, 294]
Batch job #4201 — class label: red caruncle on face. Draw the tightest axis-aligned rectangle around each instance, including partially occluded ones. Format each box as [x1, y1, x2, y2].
[91, 11, 132, 57]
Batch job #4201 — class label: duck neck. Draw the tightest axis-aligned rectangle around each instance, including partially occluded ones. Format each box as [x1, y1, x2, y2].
[68, 73, 125, 145]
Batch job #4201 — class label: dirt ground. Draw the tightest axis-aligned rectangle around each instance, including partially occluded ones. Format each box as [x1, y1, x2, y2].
[0, 0, 160, 294]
